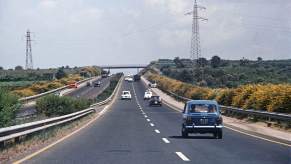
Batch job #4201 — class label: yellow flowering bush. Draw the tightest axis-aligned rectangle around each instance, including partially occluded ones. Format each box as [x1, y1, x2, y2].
[146, 73, 291, 113]
[12, 74, 84, 97]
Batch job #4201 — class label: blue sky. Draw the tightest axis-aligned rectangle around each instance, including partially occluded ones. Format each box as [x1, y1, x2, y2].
[0, 0, 290, 69]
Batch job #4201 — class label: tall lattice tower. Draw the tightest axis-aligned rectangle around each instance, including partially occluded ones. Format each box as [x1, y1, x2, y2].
[25, 30, 33, 70]
[188, 0, 207, 81]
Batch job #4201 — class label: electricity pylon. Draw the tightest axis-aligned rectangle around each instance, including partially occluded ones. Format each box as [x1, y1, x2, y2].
[186, 0, 207, 83]
[25, 29, 33, 70]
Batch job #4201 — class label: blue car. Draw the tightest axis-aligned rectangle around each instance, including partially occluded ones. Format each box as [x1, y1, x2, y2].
[181, 100, 223, 139]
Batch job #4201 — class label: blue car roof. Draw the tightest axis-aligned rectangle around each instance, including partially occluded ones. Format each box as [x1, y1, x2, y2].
[186, 100, 218, 105]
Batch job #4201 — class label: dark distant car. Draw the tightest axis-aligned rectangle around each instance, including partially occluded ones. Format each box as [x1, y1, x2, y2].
[101, 73, 108, 78]
[86, 81, 92, 87]
[134, 74, 141, 81]
[94, 81, 101, 87]
[181, 100, 223, 139]
[149, 96, 162, 106]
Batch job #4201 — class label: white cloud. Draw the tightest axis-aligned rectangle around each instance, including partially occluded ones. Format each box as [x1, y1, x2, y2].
[39, 0, 58, 9]
[0, 0, 290, 69]
[158, 29, 189, 48]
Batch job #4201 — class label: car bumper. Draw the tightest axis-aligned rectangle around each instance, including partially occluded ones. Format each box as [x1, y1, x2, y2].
[149, 102, 162, 106]
[185, 125, 223, 128]
[121, 97, 131, 99]
[185, 125, 223, 133]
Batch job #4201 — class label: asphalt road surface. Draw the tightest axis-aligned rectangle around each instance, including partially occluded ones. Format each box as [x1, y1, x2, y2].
[21, 80, 290, 164]
[66, 77, 111, 99]
[17, 77, 111, 118]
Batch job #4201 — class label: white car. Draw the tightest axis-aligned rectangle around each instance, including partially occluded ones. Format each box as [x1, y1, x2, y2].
[144, 91, 152, 100]
[149, 82, 157, 88]
[121, 91, 132, 100]
[127, 77, 134, 82]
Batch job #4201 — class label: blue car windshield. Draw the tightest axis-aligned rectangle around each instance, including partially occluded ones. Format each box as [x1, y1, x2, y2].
[189, 104, 217, 113]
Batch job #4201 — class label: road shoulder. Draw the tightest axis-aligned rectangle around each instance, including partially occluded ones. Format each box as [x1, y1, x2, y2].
[141, 76, 291, 146]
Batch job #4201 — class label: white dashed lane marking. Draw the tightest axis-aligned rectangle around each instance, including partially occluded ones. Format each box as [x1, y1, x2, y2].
[131, 81, 192, 162]
[154, 129, 160, 134]
[162, 138, 170, 143]
[175, 152, 190, 161]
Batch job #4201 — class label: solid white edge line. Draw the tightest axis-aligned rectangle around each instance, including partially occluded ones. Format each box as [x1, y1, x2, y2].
[13, 105, 110, 164]
[161, 97, 291, 147]
[14, 77, 125, 163]
[176, 152, 190, 161]
[162, 138, 170, 143]
[224, 125, 291, 147]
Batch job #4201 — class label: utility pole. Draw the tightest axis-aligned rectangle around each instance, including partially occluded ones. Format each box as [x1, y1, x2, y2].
[186, 0, 207, 84]
[25, 29, 33, 70]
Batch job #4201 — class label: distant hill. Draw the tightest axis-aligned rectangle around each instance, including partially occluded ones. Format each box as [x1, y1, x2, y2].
[153, 57, 291, 88]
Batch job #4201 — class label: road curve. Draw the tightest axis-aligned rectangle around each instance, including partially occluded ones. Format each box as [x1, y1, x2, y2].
[19, 80, 290, 164]
[17, 77, 110, 118]
[66, 77, 111, 99]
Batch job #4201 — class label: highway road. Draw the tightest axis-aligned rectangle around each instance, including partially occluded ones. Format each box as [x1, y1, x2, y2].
[66, 77, 111, 99]
[17, 77, 111, 118]
[21, 80, 290, 164]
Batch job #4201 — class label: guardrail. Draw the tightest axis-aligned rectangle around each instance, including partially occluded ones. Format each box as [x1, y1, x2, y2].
[159, 86, 291, 124]
[19, 76, 97, 102]
[90, 75, 123, 107]
[0, 76, 123, 147]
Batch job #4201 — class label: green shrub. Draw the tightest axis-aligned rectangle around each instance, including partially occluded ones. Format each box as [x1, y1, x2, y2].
[36, 95, 90, 117]
[0, 88, 20, 127]
[47, 82, 63, 90]
[55, 68, 67, 79]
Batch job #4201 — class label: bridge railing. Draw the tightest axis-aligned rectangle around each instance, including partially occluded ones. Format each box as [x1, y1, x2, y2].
[99, 64, 148, 69]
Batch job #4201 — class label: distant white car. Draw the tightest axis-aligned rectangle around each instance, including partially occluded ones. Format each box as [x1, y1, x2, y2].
[144, 91, 153, 100]
[121, 91, 132, 100]
[149, 82, 157, 88]
[127, 77, 134, 82]
[54, 91, 61, 97]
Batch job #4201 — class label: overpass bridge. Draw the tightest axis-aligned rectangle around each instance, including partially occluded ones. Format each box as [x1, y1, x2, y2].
[99, 64, 148, 69]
